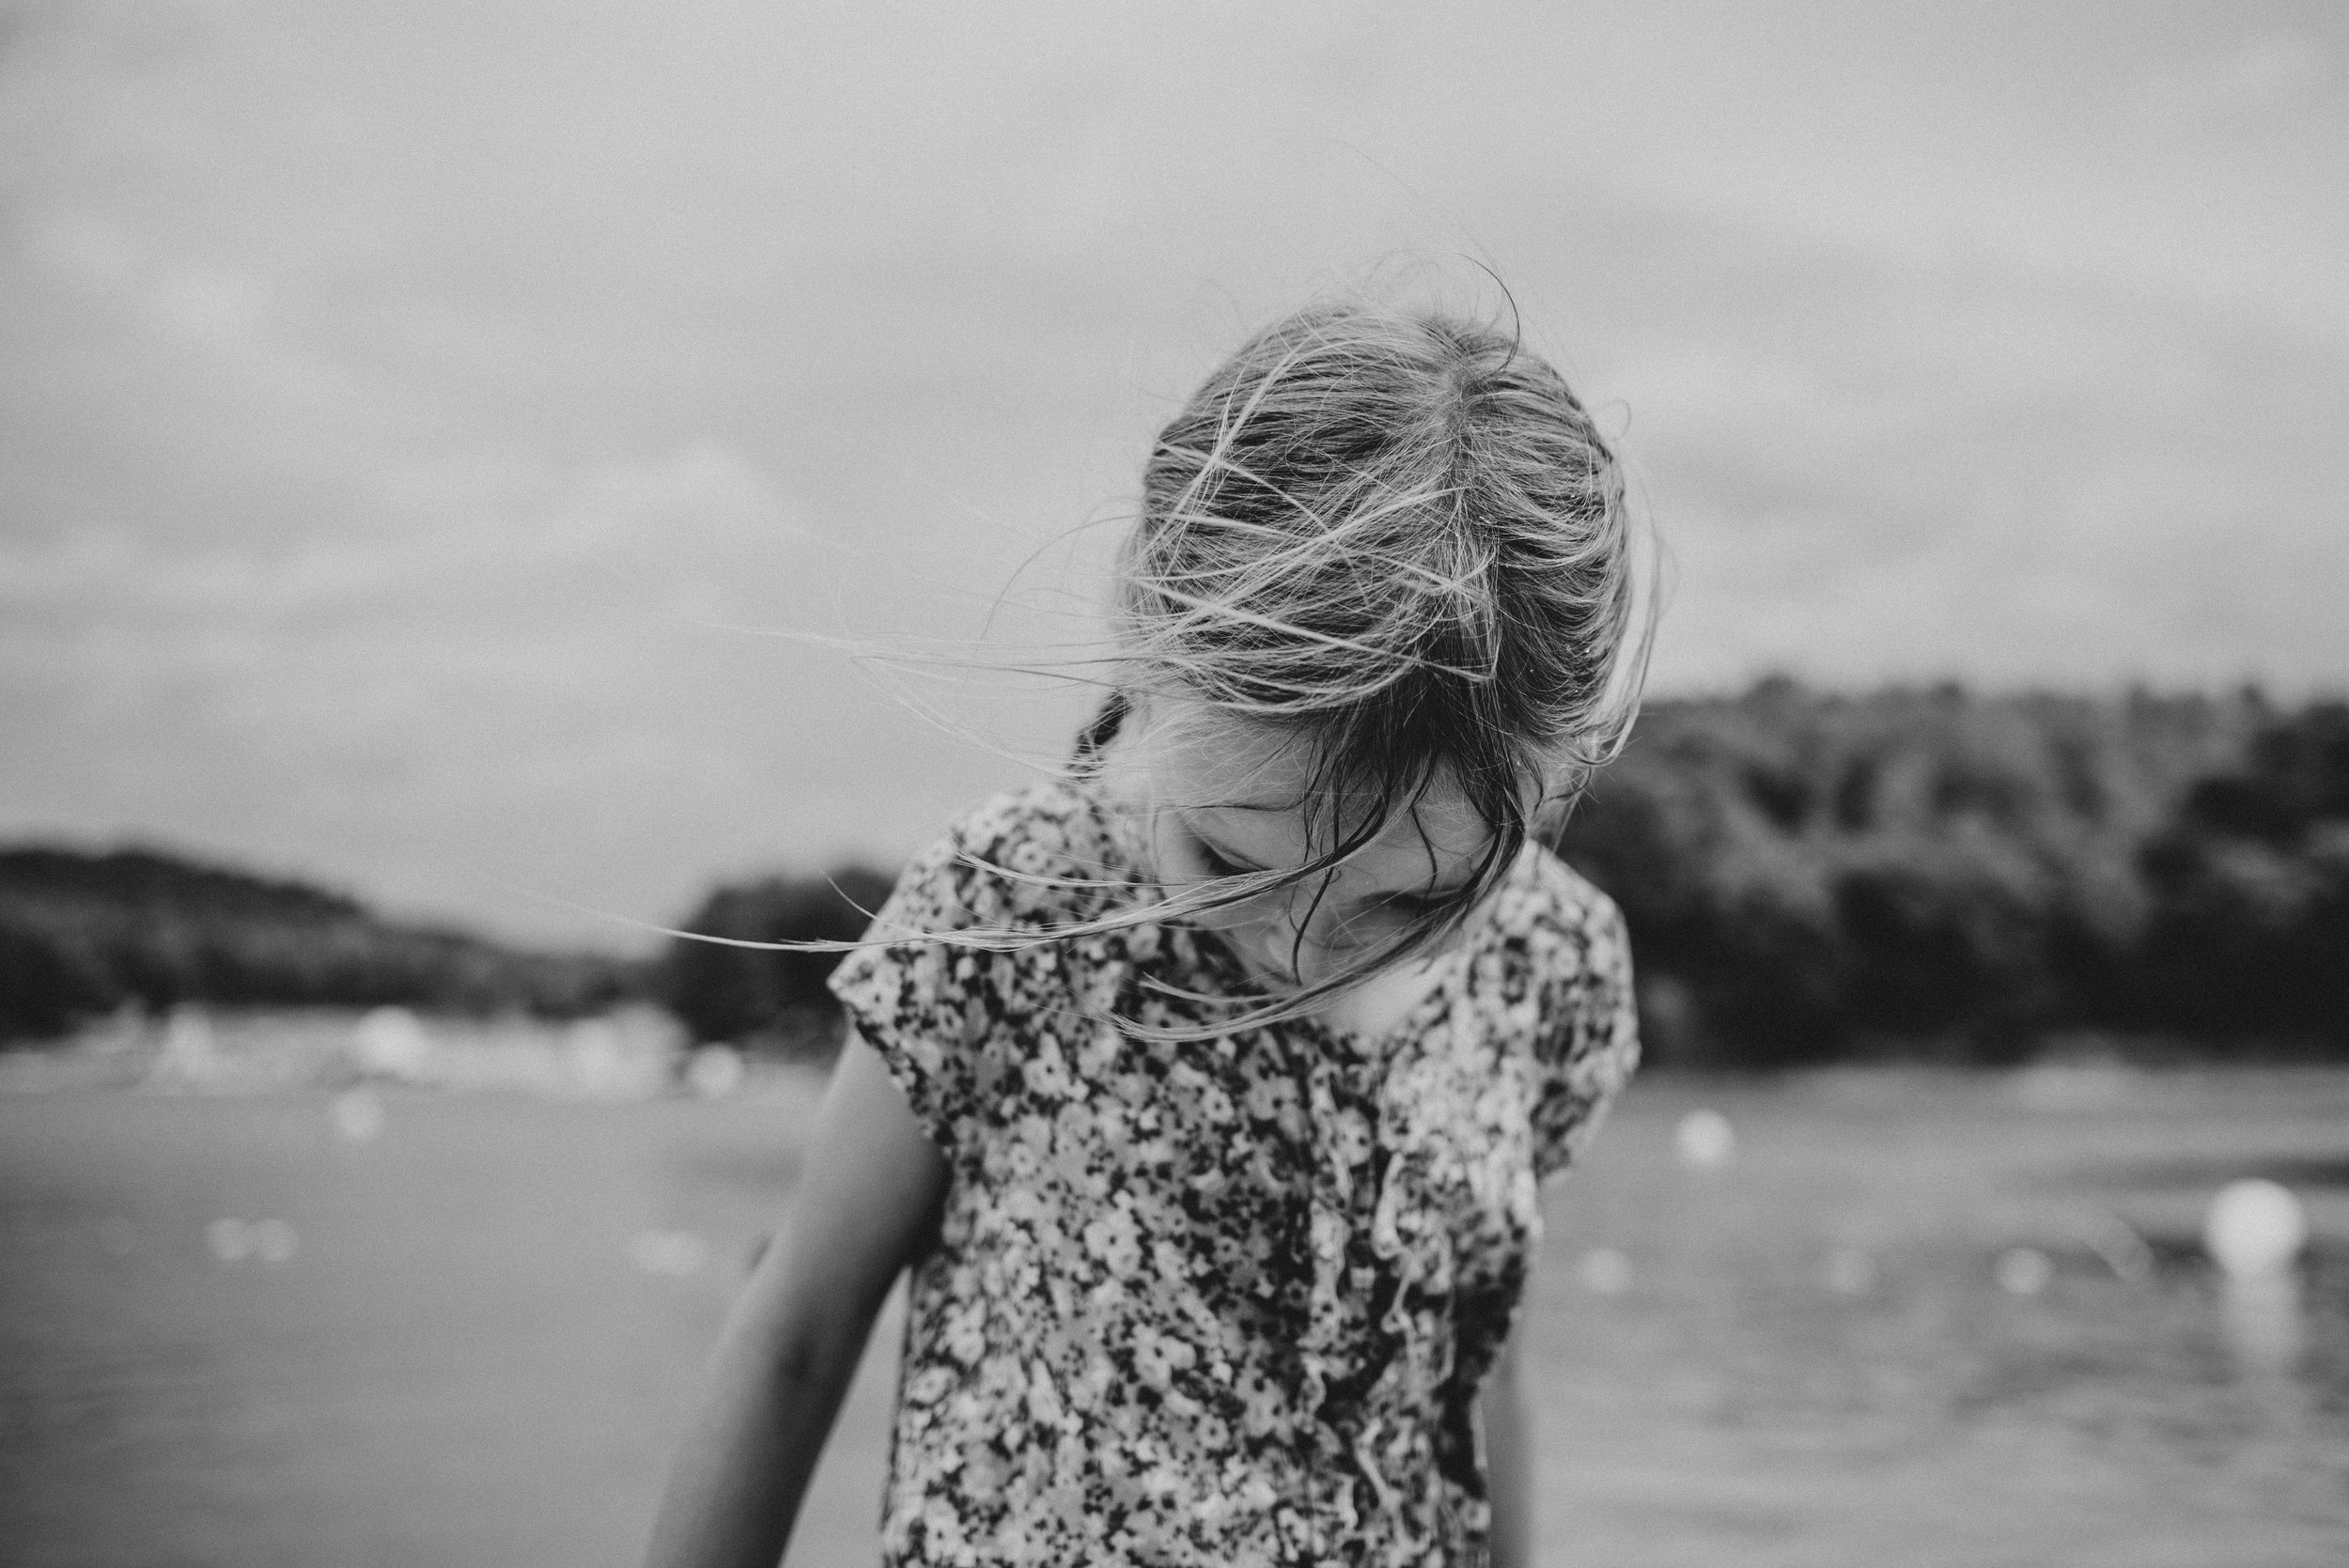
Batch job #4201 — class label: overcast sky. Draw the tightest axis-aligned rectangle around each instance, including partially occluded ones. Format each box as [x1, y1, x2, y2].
[4, 1, 2344, 946]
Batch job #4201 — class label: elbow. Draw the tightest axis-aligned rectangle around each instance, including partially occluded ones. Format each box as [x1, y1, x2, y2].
[767, 1318, 856, 1399]
[738, 1260, 894, 1404]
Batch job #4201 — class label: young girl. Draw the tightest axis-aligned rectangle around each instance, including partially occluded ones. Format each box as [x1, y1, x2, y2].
[644, 296, 1650, 1568]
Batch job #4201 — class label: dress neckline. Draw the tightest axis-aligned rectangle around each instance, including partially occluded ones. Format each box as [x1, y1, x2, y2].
[1200, 921, 1478, 1065]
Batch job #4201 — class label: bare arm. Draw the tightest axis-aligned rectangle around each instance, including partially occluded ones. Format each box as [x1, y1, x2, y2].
[1481, 1330, 1535, 1568]
[642, 1032, 947, 1568]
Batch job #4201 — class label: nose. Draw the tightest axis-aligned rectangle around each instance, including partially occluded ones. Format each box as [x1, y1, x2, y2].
[1252, 918, 1309, 983]
[1256, 889, 1335, 966]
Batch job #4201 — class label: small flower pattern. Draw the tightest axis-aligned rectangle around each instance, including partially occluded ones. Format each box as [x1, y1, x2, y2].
[829, 776, 1639, 1567]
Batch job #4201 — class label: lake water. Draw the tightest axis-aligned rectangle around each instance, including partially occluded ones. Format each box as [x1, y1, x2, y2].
[3, 1064, 2345, 1566]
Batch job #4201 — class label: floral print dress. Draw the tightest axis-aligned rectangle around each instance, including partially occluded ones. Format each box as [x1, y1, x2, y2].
[827, 774, 1640, 1568]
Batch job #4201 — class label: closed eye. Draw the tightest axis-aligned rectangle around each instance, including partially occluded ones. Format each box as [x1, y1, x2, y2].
[1190, 830, 1455, 913]
[1191, 835, 1260, 880]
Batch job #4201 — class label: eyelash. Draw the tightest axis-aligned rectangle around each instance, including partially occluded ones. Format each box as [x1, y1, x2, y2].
[1192, 840, 1255, 880]
[1190, 834, 1442, 918]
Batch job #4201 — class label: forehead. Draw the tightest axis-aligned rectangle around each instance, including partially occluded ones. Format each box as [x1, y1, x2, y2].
[1154, 712, 1495, 880]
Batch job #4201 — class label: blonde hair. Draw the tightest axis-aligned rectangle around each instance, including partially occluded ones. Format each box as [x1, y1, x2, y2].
[650, 287, 1657, 1033]
[1068, 295, 1655, 1008]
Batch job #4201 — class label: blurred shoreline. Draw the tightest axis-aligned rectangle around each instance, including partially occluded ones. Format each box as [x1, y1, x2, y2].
[8, 680, 2346, 1067]
[5, 1001, 2344, 1101]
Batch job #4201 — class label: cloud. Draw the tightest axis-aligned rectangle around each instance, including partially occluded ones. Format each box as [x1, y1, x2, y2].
[2208, 32, 2335, 119]
[5, 0, 2345, 941]
[1, 442, 794, 615]
[1633, 252, 2349, 692]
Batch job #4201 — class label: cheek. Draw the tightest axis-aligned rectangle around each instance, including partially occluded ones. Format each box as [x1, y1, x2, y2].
[1150, 817, 1269, 930]
[1191, 878, 1289, 938]
[1191, 899, 1266, 935]
[1303, 908, 1419, 961]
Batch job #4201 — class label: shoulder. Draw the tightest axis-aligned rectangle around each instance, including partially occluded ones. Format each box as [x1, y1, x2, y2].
[941, 774, 1121, 873]
[895, 773, 1140, 932]
[1486, 845, 1639, 1081]
[828, 775, 1135, 1153]
[1490, 844, 1633, 988]
[1501, 848, 1641, 1177]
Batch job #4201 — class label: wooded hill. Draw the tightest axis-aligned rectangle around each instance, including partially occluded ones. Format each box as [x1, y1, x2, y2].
[0, 846, 643, 1042]
[13, 683, 2344, 1064]
[1549, 682, 2349, 1063]
[663, 686, 2348, 1066]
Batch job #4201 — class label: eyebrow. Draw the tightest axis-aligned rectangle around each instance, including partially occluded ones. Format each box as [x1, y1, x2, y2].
[1188, 823, 1271, 872]
[1188, 820, 1481, 901]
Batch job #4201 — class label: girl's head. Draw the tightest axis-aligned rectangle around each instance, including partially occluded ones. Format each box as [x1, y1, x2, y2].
[1099, 296, 1653, 990]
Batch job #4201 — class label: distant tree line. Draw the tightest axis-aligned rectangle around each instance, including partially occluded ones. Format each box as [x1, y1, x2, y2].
[1548, 681, 2349, 1064]
[15, 684, 2342, 1067]
[662, 686, 2345, 1068]
[657, 868, 897, 1058]
[0, 846, 642, 1042]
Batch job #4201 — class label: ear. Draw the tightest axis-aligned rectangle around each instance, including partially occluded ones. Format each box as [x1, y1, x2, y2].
[1529, 776, 1584, 845]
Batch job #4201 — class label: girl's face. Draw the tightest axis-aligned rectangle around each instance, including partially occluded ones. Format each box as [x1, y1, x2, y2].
[1108, 702, 1500, 990]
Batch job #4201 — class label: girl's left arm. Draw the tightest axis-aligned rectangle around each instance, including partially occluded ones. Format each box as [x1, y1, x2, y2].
[1481, 1330, 1535, 1568]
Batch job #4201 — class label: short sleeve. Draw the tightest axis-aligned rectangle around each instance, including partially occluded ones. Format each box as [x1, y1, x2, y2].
[825, 787, 1087, 1159]
[1528, 887, 1641, 1182]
